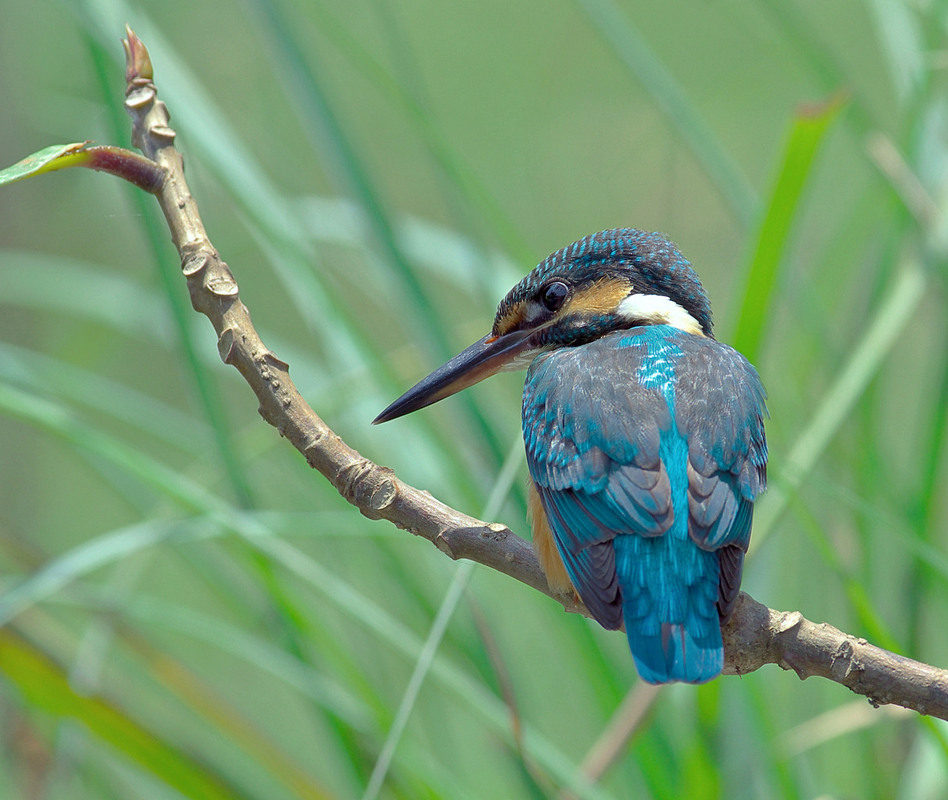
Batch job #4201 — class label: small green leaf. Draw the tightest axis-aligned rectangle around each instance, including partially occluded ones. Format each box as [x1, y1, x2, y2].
[0, 143, 164, 191]
[0, 142, 92, 185]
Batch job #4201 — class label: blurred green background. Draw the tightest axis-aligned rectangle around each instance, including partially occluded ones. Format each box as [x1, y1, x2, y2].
[2, 0, 947, 797]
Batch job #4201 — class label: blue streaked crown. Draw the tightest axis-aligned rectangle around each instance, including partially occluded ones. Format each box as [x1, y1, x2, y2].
[494, 228, 714, 338]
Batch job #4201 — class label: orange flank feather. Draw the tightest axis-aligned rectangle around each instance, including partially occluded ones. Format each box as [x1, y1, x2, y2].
[528, 479, 575, 596]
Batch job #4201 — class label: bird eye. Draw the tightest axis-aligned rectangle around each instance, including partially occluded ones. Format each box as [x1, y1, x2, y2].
[541, 281, 570, 312]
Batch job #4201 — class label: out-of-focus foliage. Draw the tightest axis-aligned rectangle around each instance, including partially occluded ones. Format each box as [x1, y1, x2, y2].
[1, 0, 947, 798]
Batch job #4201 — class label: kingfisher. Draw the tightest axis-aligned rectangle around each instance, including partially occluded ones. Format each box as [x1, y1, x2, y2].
[374, 229, 767, 684]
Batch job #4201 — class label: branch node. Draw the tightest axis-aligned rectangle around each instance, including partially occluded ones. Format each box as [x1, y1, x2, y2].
[830, 639, 862, 681]
[337, 459, 397, 519]
[181, 251, 208, 277]
[218, 328, 237, 364]
[205, 268, 239, 297]
[253, 350, 290, 390]
[775, 610, 804, 634]
[262, 352, 290, 372]
[150, 124, 177, 143]
[434, 532, 456, 558]
[483, 523, 514, 551]
[125, 84, 156, 109]
[784, 659, 808, 680]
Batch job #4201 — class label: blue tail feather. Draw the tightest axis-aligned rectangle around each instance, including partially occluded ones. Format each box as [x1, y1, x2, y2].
[616, 530, 724, 684]
[625, 616, 722, 684]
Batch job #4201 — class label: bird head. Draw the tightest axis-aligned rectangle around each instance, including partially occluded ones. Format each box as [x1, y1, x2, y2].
[374, 228, 712, 424]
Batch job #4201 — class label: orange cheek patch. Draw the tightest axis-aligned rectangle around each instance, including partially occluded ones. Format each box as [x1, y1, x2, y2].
[565, 277, 630, 318]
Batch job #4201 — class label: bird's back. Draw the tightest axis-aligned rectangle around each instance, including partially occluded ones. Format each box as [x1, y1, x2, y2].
[523, 324, 767, 683]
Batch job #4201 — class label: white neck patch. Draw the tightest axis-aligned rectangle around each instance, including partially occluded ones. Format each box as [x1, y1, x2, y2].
[617, 292, 705, 336]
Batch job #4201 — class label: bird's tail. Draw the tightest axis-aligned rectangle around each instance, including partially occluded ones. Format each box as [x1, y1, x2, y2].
[624, 616, 722, 684]
[616, 536, 724, 684]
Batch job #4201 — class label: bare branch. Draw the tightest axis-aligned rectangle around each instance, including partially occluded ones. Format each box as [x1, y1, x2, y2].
[723, 594, 948, 719]
[119, 27, 948, 721]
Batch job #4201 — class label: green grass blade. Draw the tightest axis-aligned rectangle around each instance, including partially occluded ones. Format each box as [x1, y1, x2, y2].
[731, 95, 844, 359]
[0, 382, 228, 515]
[244, 0, 512, 474]
[70, 0, 384, 381]
[575, 0, 757, 224]
[363, 435, 524, 799]
[0, 380, 597, 793]
[751, 262, 927, 549]
[0, 629, 253, 800]
[866, 0, 926, 102]
[299, 2, 534, 266]
[70, 0, 506, 511]
[246, 0, 442, 339]
[0, 520, 188, 627]
[0, 341, 207, 453]
[247, 533, 618, 800]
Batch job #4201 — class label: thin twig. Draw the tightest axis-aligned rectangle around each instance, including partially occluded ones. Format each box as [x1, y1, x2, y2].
[561, 683, 663, 800]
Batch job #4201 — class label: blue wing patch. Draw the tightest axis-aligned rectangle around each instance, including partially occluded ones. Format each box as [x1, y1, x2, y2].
[523, 326, 767, 683]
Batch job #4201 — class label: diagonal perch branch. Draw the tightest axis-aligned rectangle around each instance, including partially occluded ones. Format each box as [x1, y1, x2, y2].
[119, 26, 948, 721]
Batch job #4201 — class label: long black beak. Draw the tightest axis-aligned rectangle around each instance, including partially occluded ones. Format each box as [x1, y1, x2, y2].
[373, 329, 536, 424]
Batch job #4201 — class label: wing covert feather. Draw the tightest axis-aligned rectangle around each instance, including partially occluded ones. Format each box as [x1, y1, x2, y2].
[522, 328, 767, 641]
